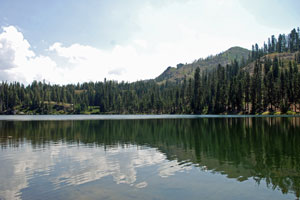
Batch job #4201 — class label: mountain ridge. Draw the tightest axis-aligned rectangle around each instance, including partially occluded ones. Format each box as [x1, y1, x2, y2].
[155, 46, 250, 83]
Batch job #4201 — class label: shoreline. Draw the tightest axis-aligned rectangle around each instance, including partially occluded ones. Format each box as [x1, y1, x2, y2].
[1, 114, 300, 121]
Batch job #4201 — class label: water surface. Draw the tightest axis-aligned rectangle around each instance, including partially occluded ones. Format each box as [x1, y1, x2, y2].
[0, 116, 299, 199]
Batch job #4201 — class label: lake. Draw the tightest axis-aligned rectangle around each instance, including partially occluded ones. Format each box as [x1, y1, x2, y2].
[0, 115, 299, 200]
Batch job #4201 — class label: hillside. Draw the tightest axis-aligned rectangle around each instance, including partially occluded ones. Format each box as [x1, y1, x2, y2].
[155, 46, 250, 83]
[243, 51, 300, 75]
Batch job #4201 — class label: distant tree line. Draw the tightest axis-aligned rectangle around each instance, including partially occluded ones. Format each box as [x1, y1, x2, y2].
[0, 28, 300, 114]
[251, 27, 300, 59]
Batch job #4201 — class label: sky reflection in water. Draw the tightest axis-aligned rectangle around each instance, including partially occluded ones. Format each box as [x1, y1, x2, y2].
[0, 117, 299, 200]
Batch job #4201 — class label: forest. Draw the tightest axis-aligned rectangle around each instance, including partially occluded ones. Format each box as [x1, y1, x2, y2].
[0, 28, 300, 115]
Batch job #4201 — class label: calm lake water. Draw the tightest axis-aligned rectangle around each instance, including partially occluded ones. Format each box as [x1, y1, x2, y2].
[0, 115, 299, 200]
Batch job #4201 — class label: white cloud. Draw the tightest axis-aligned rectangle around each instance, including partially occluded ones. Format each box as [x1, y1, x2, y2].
[133, 39, 148, 49]
[0, 39, 16, 70]
[47, 41, 174, 83]
[0, 0, 284, 84]
[0, 26, 59, 84]
[0, 26, 31, 71]
[108, 68, 126, 76]
[48, 42, 141, 83]
[0, 22, 237, 84]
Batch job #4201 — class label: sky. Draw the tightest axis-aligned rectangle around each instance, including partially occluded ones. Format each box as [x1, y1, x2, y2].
[0, 0, 299, 85]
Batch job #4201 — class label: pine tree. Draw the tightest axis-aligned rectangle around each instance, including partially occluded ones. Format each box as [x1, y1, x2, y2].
[193, 67, 201, 113]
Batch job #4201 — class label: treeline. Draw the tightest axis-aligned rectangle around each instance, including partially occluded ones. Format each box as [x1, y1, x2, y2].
[251, 27, 300, 59]
[0, 28, 300, 114]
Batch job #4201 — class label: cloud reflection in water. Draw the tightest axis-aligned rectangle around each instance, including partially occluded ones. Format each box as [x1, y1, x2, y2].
[0, 142, 192, 199]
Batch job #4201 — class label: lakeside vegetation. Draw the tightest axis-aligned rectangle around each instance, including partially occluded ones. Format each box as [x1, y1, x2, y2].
[1, 28, 300, 115]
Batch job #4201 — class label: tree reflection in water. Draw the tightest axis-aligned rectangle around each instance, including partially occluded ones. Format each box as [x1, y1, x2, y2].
[0, 117, 299, 198]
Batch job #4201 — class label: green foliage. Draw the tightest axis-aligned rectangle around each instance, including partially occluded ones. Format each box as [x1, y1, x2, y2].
[1, 27, 300, 115]
[155, 46, 250, 83]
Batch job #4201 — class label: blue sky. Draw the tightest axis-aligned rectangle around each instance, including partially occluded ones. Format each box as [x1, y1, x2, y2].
[0, 0, 299, 84]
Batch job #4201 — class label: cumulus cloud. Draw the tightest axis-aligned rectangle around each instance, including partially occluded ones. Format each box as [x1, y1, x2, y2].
[2, 16, 255, 85]
[49, 42, 96, 64]
[0, 0, 260, 85]
[108, 68, 126, 76]
[0, 24, 211, 84]
[0, 39, 16, 70]
[0, 26, 161, 84]
[47, 41, 168, 83]
[0, 26, 33, 76]
[0, 0, 290, 84]
[0, 26, 58, 84]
